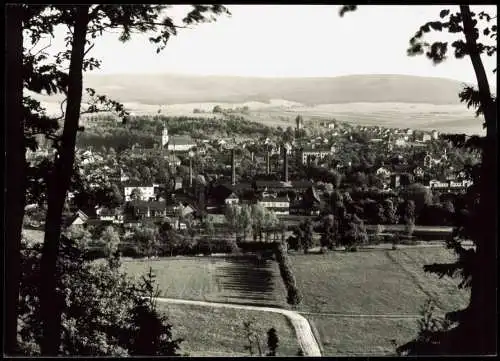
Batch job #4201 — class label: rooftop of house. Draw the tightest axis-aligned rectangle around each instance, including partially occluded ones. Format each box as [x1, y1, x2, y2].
[301, 146, 334, 153]
[169, 135, 195, 146]
[122, 181, 154, 188]
[128, 200, 167, 210]
[225, 192, 239, 199]
[259, 197, 290, 203]
[165, 154, 181, 162]
[97, 207, 122, 217]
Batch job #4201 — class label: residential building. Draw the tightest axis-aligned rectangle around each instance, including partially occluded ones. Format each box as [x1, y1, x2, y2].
[165, 154, 181, 167]
[67, 209, 89, 227]
[128, 200, 167, 219]
[166, 135, 196, 152]
[394, 138, 406, 147]
[258, 196, 290, 215]
[413, 166, 425, 178]
[300, 145, 336, 165]
[224, 192, 240, 206]
[421, 133, 432, 142]
[123, 182, 156, 202]
[95, 207, 124, 224]
[376, 166, 391, 178]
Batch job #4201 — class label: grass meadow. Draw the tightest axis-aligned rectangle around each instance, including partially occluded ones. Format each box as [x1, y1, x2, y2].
[160, 303, 300, 356]
[122, 247, 469, 356]
[121, 255, 288, 307]
[289, 246, 469, 355]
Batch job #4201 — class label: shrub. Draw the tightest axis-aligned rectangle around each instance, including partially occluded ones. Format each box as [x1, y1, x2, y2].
[274, 242, 302, 306]
[120, 244, 143, 258]
[266, 328, 279, 356]
[370, 234, 383, 245]
[18, 239, 183, 356]
[287, 287, 302, 306]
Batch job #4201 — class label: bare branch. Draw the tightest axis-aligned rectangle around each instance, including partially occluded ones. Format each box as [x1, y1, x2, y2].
[56, 98, 67, 121]
[83, 43, 95, 57]
[31, 37, 52, 57]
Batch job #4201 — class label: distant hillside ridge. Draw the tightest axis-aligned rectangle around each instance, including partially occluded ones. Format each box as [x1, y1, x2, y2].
[71, 73, 477, 106]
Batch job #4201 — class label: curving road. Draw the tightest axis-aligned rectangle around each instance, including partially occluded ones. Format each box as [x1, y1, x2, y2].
[153, 297, 322, 357]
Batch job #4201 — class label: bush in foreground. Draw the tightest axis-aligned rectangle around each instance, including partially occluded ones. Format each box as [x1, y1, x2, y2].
[273, 242, 302, 306]
[17, 238, 183, 356]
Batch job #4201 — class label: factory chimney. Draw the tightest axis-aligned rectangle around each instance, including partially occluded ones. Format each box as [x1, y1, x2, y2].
[231, 149, 236, 185]
[266, 151, 271, 175]
[283, 145, 289, 182]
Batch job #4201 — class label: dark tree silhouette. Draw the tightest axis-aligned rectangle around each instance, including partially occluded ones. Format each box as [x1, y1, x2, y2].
[5, 4, 25, 355]
[9, 5, 230, 355]
[341, 5, 497, 355]
[266, 327, 279, 356]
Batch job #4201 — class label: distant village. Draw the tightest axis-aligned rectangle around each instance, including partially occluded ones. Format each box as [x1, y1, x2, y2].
[25, 111, 477, 249]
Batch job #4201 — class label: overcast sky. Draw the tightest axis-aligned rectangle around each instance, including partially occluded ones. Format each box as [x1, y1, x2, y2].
[45, 5, 497, 86]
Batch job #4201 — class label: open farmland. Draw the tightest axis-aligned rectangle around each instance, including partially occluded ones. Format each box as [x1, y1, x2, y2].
[309, 316, 419, 356]
[122, 255, 287, 307]
[161, 303, 300, 356]
[289, 246, 469, 355]
[290, 247, 468, 315]
[121, 246, 469, 356]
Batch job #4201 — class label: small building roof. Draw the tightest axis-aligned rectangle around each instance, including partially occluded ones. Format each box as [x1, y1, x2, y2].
[169, 135, 195, 146]
[122, 181, 153, 188]
[128, 200, 167, 210]
[226, 192, 239, 199]
[301, 146, 333, 153]
[260, 196, 290, 203]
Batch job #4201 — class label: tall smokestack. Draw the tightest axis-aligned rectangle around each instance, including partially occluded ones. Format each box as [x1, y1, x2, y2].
[283, 146, 289, 182]
[189, 158, 193, 187]
[231, 149, 236, 185]
[266, 151, 270, 175]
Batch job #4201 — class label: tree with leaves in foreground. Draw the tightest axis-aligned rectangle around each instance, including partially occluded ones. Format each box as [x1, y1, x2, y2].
[340, 5, 497, 355]
[18, 238, 183, 355]
[8, 5, 230, 356]
[266, 327, 279, 356]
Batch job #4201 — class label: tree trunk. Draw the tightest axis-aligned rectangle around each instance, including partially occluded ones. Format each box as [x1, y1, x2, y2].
[5, 4, 25, 355]
[39, 6, 90, 355]
[460, 5, 497, 355]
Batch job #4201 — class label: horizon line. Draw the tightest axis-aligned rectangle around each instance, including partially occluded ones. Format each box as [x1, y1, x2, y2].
[84, 71, 477, 84]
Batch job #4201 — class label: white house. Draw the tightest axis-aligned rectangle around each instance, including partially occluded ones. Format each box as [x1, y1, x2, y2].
[300, 145, 336, 165]
[394, 138, 406, 147]
[258, 196, 290, 215]
[413, 166, 425, 178]
[376, 167, 391, 178]
[422, 133, 432, 142]
[225, 192, 240, 205]
[96, 207, 124, 224]
[124, 183, 156, 202]
[68, 210, 89, 227]
[429, 179, 448, 189]
[167, 135, 196, 152]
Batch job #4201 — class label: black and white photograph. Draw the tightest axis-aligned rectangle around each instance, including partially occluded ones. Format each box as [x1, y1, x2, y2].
[4, 3, 497, 357]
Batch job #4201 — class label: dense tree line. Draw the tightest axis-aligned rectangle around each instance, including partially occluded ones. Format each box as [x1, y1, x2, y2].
[77, 114, 279, 151]
[5, 4, 229, 356]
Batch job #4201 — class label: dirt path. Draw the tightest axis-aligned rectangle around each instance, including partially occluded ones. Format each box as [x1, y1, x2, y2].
[298, 311, 422, 319]
[153, 297, 322, 357]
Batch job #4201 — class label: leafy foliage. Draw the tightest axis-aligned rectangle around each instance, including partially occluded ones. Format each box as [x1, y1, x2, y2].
[18, 238, 182, 355]
[333, 4, 499, 355]
[274, 242, 302, 306]
[266, 327, 279, 356]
